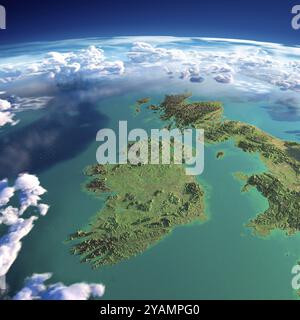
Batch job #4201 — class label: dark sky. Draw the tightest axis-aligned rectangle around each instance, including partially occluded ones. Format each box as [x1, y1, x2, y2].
[0, 0, 300, 45]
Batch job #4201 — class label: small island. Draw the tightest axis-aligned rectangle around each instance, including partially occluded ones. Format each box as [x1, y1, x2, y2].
[133, 97, 151, 115]
[216, 151, 225, 159]
[147, 104, 160, 111]
[137, 97, 151, 105]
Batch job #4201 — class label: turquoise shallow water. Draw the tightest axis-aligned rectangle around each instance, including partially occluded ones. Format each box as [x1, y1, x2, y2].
[5, 88, 300, 299]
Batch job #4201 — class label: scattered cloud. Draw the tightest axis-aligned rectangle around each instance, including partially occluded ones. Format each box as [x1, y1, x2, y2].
[13, 273, 105, 300]
[2, 38, 300, 97]
[0, 173, 105, 300]
[0, 37, 300, 127]
[11, 96, 53, 110]
[126, 40, 300, 92]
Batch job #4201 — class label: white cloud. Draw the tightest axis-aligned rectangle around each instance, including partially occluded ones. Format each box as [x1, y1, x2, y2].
[12, 96, 53, 110]
[0, 179, 15, 207]
[0, 173, 105, 300]
[0, 173, 49, 278]
[0, 216, 37, 277]
[214, 73, 233, 84]
[37, 203, 50, 216]
[0, 95, 53, 128]
[0, 67, 22, 84]
[0, 206, 19, 225]
[0, 99, 11, 111]
[126, 40, 300, 93]
[127, 42, 236, 85]
[14, 173, 48, 215]
[0, 99, 19, 128]
[0, 46, 125, 88]
[0, 111, 18, 127]
[13, 273, 105, 300]
[128, 42, 187, 65]
[1, 37, 300, 114]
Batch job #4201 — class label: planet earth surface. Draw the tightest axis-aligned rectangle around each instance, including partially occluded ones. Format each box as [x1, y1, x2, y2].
[0, 36, 300, 299]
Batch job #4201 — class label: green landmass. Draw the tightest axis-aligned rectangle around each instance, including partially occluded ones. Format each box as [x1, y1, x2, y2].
[153, 93, 300, 236]
[71, 93, 300, 269]
[70, 161, 205, 268]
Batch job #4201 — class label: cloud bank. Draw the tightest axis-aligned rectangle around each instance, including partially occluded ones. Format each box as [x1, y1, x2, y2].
[0, 45, 125, 88]
[1, 37, 300, 128]
[13, 273, 105, 300]
[127, 41, 300, 92]
[1, 38, 300, 96]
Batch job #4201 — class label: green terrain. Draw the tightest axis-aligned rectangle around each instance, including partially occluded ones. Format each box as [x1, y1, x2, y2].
[70, 161, 205, 268]
[70, 93, 300, 269]
[154, 93, 300, 236]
